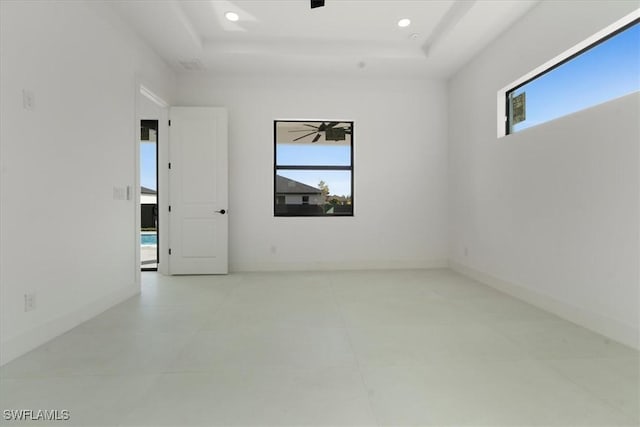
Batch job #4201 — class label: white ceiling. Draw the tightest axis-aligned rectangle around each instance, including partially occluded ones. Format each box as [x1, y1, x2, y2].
[108, 0, 539, 78]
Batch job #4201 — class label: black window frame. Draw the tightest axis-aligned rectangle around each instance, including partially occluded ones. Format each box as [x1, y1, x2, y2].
[505, 18, 639, 135]
[273, 119, 354, 217]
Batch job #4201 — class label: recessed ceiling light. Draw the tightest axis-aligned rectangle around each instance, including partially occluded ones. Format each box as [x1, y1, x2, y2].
[225, 11, 239, 22]
[397, 18, 411, 28]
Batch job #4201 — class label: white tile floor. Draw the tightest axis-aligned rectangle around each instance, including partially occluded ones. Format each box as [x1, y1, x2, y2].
[1, 269, 638, 426]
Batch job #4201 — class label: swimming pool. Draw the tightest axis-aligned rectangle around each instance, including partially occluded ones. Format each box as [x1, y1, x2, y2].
[141, 233, 157, 245]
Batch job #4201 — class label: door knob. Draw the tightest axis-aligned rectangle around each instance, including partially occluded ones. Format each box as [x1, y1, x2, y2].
[215, 209, 226, 215]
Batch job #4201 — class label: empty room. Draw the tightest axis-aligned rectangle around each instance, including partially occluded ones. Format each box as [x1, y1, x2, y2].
[0, 0, 638, 426]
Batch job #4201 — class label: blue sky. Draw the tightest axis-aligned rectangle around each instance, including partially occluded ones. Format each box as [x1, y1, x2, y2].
[277, 144, 350, 166]
[511, 22, 639, 132]
[276, 143, 352, 196]
[140, 143, 157, 190]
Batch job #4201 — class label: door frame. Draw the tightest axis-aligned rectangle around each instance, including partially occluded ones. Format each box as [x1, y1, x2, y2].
[135, 81, 169, 282]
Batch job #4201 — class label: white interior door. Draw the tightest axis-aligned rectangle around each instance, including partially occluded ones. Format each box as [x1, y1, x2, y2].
[168, 107, 228, 274]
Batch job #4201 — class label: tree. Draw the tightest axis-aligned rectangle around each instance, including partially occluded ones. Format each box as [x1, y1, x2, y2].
[318, 180, 330, 197]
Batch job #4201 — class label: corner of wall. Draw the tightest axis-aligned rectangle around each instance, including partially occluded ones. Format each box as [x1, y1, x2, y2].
[449, 260, 640, 351]
[0, 283, 139, 366]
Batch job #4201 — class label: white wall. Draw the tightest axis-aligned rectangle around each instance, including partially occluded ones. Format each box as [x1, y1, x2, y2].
[176, 75, 449, 272]
[0, 1, 176, 364]
[448, 0, 639, 348]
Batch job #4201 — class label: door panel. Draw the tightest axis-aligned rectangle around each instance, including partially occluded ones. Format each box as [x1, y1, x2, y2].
[182, 219, 217, 257]
[168, 107, 228, 274]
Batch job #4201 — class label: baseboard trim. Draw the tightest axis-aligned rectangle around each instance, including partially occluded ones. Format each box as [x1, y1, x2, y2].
[0, 283, 140, 366]
[230, 258, 449, 273]
[449, 261, 639, 350]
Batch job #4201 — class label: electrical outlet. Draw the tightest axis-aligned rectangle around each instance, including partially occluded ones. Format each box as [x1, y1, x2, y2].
[24, 293, 36, 312]
[22, 89, 35, 111]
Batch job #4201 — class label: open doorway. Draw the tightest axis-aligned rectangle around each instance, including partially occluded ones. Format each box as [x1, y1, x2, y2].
[140, 119, 158, 271]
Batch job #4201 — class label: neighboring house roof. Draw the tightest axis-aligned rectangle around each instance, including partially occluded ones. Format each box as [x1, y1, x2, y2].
[275, 175, 322, 195]
[141, 186, 157, 195]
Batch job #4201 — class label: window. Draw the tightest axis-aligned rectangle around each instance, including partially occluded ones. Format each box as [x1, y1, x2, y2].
[274, 120, 353, 216]
[503, 16, 639, 135]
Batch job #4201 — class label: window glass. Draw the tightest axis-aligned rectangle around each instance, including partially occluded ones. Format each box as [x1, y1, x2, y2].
[507, 21, 639, 134]
[276, 144, 351, 166]
[274, 121, 353, 216]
